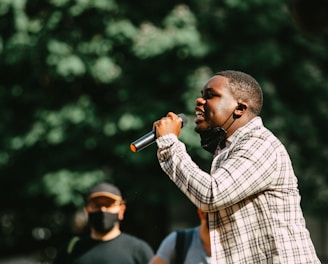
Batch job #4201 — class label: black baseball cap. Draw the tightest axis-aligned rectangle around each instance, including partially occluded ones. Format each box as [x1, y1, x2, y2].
[87, 183, 122, 201]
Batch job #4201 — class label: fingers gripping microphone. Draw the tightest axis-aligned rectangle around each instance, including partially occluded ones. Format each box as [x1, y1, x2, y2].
[130, 113, 188, 152]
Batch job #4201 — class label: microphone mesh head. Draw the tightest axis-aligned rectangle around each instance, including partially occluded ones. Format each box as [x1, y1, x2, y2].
[178, 113, 188, 127]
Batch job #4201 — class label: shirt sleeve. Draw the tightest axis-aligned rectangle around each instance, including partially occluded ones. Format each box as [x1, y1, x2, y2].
[156, 132, 277, 212]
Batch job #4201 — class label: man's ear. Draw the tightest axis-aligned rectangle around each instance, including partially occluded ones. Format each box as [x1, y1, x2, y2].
[233, 103, 247, 119]
[118, 203, 126, 220]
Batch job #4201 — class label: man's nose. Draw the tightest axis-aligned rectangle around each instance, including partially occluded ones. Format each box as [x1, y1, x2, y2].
[195, 97, 206, 106]
[100, 206, 108, 211]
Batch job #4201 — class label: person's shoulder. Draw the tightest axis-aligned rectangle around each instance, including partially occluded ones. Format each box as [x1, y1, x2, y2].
[176, 226, 199, 234]
[187, 226, 199, 233]
[175, 227, 198, 242]
[120, 233, 152, 247]
[120, 233, 154, 256]
[162, 226, 197, 239]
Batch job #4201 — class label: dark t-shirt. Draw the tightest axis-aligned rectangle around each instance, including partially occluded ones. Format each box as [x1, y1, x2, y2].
[54, 233, 154, 264]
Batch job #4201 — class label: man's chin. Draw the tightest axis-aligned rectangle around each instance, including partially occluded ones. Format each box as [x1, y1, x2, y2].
[194, 126, 211, 134]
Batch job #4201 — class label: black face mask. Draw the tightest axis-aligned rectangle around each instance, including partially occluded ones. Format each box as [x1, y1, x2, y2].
[88, 211, 119, 234]
[199, 127, 227, 154]
[198, 109, 238, 154]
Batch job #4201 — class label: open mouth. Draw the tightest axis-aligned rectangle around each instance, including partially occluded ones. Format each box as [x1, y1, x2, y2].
[194, 110, 206, 124]
[195, 111, 205, 118]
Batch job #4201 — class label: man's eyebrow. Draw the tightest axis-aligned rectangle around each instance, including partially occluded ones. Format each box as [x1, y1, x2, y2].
[201, 87, 214, 94]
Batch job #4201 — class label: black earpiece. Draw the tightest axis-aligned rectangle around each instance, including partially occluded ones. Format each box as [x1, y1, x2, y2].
[237, 103, 244, 111]
[233, 103, 245, 119]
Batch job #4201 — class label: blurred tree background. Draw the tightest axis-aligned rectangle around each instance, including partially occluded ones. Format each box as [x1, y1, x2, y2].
[1, 0, 328, 262]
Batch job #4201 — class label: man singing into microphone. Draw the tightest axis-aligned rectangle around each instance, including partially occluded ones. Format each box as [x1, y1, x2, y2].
[153, 70, 320, 263]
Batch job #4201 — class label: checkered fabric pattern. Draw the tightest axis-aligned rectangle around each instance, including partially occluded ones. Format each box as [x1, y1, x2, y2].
[156, 117, 320, 264]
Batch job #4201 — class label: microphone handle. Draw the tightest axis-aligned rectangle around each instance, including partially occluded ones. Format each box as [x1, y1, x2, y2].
[130, 131, 155, 153]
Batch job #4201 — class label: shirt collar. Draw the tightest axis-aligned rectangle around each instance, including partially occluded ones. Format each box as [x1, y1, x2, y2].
[223, 116, 263, 148]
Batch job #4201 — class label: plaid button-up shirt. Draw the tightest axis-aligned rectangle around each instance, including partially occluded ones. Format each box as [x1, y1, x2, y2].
[157, 117, 320, 263]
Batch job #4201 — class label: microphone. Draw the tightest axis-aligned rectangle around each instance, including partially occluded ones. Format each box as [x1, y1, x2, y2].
[130, 113, 188, 152]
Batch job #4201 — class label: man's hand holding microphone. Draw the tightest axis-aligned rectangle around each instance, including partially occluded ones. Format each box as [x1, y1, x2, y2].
[130, 112, 187, 152]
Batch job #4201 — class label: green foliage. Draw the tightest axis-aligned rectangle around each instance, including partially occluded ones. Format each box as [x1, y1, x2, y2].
[133, 5, 208, 59]
[1, 0, 328, 259]
[40, 169, 107, 207]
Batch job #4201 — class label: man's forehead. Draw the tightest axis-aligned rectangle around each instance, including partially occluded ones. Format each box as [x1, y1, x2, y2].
[203, 76, 227, 89]
[207, 75, 228, 86]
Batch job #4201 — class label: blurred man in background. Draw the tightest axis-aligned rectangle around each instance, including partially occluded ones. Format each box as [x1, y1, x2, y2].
[54, 182, 154, 264]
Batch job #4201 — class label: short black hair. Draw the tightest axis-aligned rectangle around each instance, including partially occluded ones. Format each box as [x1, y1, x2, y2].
[216, 70, 263, 116]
